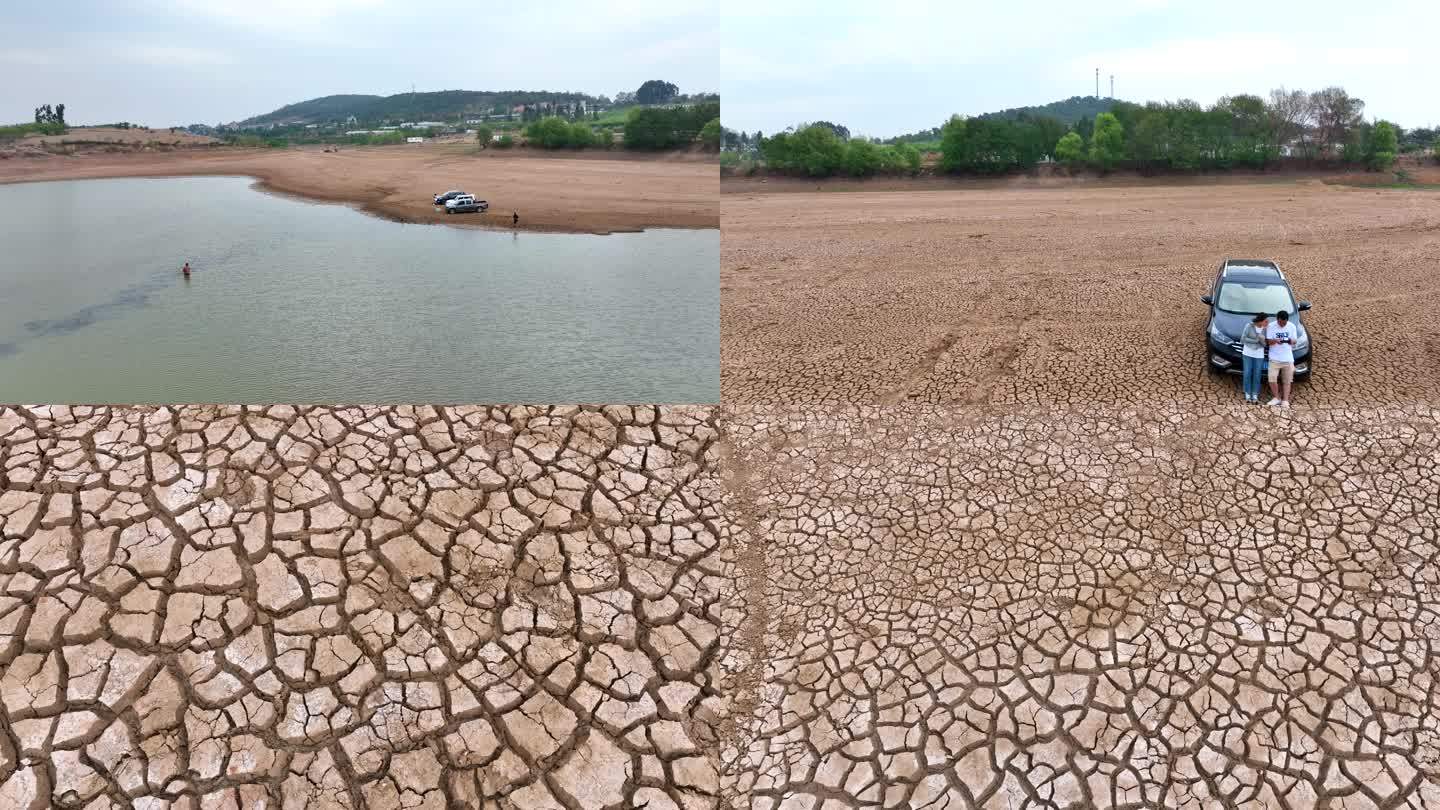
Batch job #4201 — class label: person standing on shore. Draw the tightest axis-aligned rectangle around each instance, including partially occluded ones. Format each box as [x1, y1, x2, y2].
[512, 211, 519, 226]
[1239, 312, 1267, 403]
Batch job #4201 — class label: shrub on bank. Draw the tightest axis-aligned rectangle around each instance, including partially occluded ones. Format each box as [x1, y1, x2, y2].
[0, 121, 66, 140]
[700, 118, 721, 151]
[524, 117, 600, 149]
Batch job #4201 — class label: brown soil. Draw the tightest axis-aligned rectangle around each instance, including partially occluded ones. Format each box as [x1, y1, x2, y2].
[0, 142, 718, 234]
[722, 179, 1440, 405]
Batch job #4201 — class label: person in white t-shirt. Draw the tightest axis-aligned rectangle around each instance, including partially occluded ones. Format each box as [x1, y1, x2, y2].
[1265, 310, 1298, 408]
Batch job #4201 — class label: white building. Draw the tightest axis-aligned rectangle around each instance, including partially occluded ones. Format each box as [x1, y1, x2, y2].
[406, 136, 425, 144]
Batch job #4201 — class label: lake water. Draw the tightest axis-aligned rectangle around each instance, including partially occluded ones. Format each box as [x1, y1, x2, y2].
[0, 176, 717, 403]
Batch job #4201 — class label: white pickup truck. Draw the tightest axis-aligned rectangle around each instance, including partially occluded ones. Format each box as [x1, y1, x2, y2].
[444, 195, 489, 214]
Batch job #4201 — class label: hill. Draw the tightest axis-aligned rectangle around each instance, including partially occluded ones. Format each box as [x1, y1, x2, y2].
[976, 95, 1118, 124]
[237, 90, 607, 127]
[886, 95, 1121, 145]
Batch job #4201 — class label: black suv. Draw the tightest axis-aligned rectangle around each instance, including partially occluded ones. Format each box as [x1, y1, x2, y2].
[1201, 259, 1312, 379]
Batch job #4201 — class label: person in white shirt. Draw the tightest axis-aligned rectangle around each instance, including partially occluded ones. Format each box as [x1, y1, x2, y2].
[1265, 310, 1298, 408]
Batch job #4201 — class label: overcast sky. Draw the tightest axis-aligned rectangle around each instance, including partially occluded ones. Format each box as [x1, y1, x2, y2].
[1, 0, 717, 127]
[723, 0, 1439, 138]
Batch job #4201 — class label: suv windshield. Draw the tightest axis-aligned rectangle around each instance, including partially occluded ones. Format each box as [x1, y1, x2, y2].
[1216, 281, 1293, 314]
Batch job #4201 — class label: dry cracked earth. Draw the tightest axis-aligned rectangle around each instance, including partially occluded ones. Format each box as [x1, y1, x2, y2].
[711, 181, 1440, 808]
[0, 405, 723, 809]
[721, 182, 1440, 407]
[717, 403, 1440, 808]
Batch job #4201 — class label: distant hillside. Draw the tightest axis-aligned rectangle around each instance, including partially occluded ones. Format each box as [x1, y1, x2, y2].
[977, 95, 1118, 124]
[887, 95, 1121, 144]
[237, 90, 607, 127]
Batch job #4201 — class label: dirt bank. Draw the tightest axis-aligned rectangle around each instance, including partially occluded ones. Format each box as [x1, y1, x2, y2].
[721, 160, 1440, 194]
[0, 143, 718, 234]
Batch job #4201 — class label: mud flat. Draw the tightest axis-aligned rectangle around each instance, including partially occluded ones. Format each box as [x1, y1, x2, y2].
[0, 144, 718, 235]
[722, 180, 1440, 406]
[0, 404, 725, 808]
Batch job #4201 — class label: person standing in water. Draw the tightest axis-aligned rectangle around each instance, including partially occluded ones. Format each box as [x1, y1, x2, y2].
[512, 211, 519, 226]
[182, 262, 191, 277]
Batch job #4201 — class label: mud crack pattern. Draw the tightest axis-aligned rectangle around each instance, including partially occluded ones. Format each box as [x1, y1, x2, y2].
[0, 405, 723, 810]
[718, 404, 1440, 809]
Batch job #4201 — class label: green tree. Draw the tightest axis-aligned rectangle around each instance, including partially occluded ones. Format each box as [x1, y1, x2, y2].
[474, 125, 493, 148]
[1054, 131, 1084, 166]
[635, 80, 679, 105]
[938, 115, 969, 173]
[700, 118, 721, 150]
[1368, 120, 1398, 170]
[760, 125, 846, 176]
[1089, 112, 1125, 171]
[842, 138, 880, 176]
[525, 117, 580, 148]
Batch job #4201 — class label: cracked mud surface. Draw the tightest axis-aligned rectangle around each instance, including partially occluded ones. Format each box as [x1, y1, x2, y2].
[0, 405, 723, 809]
[721, 182, 1440, 406]
[718, 404, 1440, 808]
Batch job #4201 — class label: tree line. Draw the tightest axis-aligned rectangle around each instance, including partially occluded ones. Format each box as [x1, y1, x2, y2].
[750, 123, 922, 176]
[622, 101, 720, 150]
[479, 101, 720, 152]
[730, 86, 1438, 178]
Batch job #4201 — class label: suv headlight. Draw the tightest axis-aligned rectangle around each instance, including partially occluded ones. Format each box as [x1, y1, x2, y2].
[1295, 327, 1309, 352]
[1208, 321, 1226, 342]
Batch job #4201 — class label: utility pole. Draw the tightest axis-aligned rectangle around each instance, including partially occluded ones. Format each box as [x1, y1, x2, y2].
[1095, 68, 1099, 98]
[1110, 75, 1114, 99]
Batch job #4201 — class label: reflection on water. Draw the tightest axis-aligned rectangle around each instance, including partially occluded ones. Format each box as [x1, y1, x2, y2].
[0, 176, 718, 403]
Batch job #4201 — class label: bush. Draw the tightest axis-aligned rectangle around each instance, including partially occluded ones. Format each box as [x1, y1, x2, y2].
[842, 138, 880, 176]
[761, 125, 845, 176]
[700, 117, 721, 150]
[1054, 131, 1084, 166]
[1368, 121, 1398, 170]
[523, 117, 598, 149]
[879, 143, 921, 175]
[474, 125, 494, 148]
[495, 134, 515, 148]
[0, 121, 66, 141]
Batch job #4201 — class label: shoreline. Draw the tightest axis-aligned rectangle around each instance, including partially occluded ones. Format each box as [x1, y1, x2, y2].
[0, 144, 719, 235]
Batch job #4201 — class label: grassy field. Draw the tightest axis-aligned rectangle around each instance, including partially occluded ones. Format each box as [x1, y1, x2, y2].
[0, 122, 66, 141]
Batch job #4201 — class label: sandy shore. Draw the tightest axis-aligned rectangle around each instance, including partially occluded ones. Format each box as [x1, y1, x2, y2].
[0, 143, 718, 234]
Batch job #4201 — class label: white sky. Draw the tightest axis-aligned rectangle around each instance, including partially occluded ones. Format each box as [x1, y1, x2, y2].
[722, 0, 1438, 137]
[1, 0, 717, 126]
